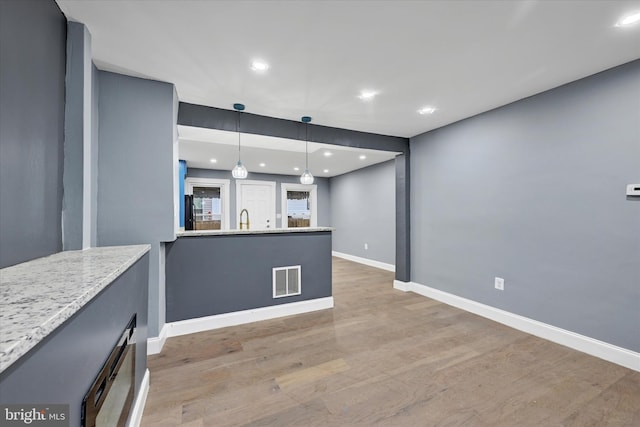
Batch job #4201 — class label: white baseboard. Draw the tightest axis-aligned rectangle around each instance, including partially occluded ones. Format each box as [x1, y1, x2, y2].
[332, 251, 395, 272]
[146, 323, 169, 355]
[128, 368, 149, 427]
[166, 297, 334, 340]
[405, 281, 640, 372]
[393, 280, 411, 292]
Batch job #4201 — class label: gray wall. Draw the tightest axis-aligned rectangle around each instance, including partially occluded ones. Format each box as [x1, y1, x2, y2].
[187, 168, 331, 229]
[410, 60, 640, 352]
[0, 0, 66, 268]
[395, 154, 411, 282]
[0, 255, 149, 427]
[62, 21, 94, 251]
[91, 64, 100, 247]
[97, 71, 176, 338]
[165, 233, 332, 322]
[330, 160, 396, 265]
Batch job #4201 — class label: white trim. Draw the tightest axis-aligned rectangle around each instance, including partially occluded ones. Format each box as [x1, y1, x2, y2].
[127, 368, 149, 427]
[281, 183, 318, 228]
[332, 251, 395, 272]
[405, 281, 640, 372]
[146, 323, 169, 355]
[185, 177, 231, 230]
[236, 179, 277, 229]
[393, 280, 411, 292]
[169, 297, 334, 338]
[172, 136, 180, 236]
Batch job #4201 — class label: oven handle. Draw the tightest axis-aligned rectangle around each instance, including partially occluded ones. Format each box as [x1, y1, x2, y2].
[82, 315, 136, 427]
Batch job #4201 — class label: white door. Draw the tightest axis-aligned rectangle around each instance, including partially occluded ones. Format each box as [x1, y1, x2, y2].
[237, 180, 276, 229]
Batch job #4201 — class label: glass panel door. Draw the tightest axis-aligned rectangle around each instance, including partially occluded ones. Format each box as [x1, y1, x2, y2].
[286, 191, 311, 228]
[193, 186, 221, 230]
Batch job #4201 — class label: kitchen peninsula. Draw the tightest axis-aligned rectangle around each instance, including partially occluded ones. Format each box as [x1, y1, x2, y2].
[164, 227, 333, 335]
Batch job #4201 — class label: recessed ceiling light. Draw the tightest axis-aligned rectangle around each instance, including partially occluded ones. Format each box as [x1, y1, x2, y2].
[615, 11, 640, 27]
[210, 158, 217, 163]
[323, 169, 329, 173]
[358, 90, 378, 100]
[259, 162, 266, 167]
[418, 106, 437, 115]
[359, 155, 366, 160]
[293, 167, 300, 171]
[250, 60, 269, 72]
[324, 151, 332, 157]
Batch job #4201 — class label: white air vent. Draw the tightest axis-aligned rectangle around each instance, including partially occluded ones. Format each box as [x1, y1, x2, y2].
[273, 265, 301, 298]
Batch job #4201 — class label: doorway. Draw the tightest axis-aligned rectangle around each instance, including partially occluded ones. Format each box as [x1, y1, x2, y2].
[236, 180, 276, 229]
[185, 177, 231, 230]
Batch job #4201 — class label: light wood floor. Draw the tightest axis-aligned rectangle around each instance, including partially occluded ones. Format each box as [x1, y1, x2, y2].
[142, 258, 640, 426]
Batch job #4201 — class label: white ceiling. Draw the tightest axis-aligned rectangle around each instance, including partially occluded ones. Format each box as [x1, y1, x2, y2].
[55, 0, 640, 177]
[178, 126, 399, 177]
[55, 0, 640, 139]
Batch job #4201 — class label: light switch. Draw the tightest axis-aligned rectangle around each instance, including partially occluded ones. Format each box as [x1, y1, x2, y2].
[627, 184, 640, 197]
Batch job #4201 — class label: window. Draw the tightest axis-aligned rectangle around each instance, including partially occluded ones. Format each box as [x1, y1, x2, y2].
[273, 265, 301, 298]
[281, 183, 317, 228]
[185, 178, 230, 230]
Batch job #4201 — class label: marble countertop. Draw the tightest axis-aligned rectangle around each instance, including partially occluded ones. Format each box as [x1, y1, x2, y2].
[0, 245, 150, 374]
[176, 226, 334, 237]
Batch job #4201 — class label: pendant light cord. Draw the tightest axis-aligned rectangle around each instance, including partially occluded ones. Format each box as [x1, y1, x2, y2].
[305, 121, 309, 169]
[237, 110, 241, 161]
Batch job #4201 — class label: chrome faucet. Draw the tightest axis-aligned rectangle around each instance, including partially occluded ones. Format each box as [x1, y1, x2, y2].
[239, 208, 250, 229]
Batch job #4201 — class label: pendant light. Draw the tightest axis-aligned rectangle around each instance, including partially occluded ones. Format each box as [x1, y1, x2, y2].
[231, 103, 248, 179]
[300, 116, 314, 185]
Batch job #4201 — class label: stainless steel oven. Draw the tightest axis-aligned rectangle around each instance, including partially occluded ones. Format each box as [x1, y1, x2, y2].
[82, 315, 136, 427]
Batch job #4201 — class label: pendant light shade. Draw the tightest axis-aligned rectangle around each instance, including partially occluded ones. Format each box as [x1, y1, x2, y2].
[300, 116, 314, 185]
[232, 160, 248, 179]
[300, 169, 314, 185]
[232, 103, 248, 179]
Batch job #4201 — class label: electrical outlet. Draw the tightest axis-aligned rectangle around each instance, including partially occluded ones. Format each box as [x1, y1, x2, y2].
[495, 277, 504, 290]
[364, 243, 368, 250]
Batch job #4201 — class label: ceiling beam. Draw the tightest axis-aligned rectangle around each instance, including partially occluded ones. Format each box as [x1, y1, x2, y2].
[178, 102, 409, 154]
